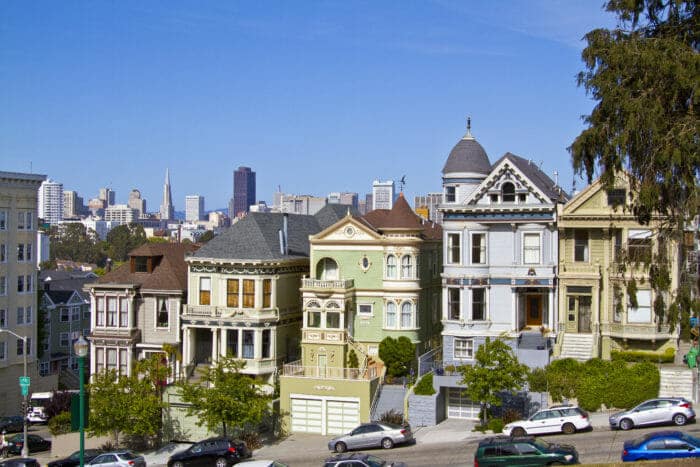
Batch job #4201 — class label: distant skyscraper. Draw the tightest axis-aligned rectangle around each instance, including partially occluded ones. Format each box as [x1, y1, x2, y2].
[38, 179, 63, 225]
[99, 187, 115, 206]
[414, 193, 443, 224]
[128, 189, 146, 217]
[63, 190, 83, 219]
[363, 193, 373, 214]
[104, 204, 138, 224]
[372, 180, 395, 210]
[160, 169, 174, 221]
[328, 192, 359, 209]
[231, 166, 256, 218]
[186, 195, 205, 222]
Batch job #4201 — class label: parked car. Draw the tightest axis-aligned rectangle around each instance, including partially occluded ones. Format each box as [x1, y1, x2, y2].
[0, 458, 40, 467]
[323, 453, 406, 467]
[474, 436, 579, 466]
[5, 434, 51, 455]
[622, 430, 700, 462]
[86, 451, 146, 467]
[48, 449, 104, 467]
[236, 461, 288, 467]
[502, 405, 591, 436]
[328, 422, 414, 453]
[609, 397, 696, 430]
[0, 416, 24, 433]
[167, 437, 251, 467]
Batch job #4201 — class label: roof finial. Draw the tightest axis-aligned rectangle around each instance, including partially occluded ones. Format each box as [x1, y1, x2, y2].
[464, 116, 473, 139]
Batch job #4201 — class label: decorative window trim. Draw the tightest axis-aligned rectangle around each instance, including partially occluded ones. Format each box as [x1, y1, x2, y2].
[357, 303, 373, 317]
[359, 255, 372, 272]
[386, 254, 397, 279]
[470, 232, 487, 265]
[522, 231, 542, 265]
[446, 232, 462, 265]
[454, 337, 474, 360]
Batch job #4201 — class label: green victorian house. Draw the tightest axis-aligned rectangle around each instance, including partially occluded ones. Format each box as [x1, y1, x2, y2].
[555, 174, 680, 361]
[280, 194, 442, 435]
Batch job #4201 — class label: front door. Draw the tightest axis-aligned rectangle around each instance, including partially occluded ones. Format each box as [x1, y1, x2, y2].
[318, 354, 327, 378]
[526, 295, 542, 326]
[578, 296, 592, 333]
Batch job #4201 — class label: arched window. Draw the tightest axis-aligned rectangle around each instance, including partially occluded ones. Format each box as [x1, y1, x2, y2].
[386, 301, 397, 328]
[386, 255, 397, 279]
[502, 182, 515, 202]
[401, 302, 413, 328]
[316, 257, 338, 280]
[401, 255, 412, 279]
[307, 300, 321, 309]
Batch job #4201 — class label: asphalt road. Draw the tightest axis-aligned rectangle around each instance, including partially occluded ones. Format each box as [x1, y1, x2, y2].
[254, 423, 700, 466]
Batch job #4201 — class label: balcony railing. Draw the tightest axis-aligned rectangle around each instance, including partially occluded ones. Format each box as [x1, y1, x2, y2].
[600, 323, 674, 339]
[302, 329, 347, 343]
[184, 305, 278, 320]
[302, 278, 354, 289]
[282, 360, 377, 380]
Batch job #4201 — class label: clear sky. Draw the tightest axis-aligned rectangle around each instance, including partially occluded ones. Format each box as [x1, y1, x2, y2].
[1, 1, 616, 212]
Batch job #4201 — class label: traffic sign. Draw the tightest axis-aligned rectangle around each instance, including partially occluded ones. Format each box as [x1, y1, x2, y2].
[19, 376, 30, 396]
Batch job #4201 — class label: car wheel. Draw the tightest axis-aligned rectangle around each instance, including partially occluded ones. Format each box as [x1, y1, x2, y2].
[381, 438, 394, 449]
[619, 418, 634, 431]
[673, 413, 687, 426]
[173, 462, 184, 467]
[334, 442, 347, 453]
[562, 423, 576, 435]
[511, 427, 527, 437]
[215, 457, 227, 467]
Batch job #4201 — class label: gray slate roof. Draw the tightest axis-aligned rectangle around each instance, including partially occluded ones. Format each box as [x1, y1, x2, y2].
[442, 136, 491, 176]
[193, 204, 360, 261]
[493, 152, 569, 202]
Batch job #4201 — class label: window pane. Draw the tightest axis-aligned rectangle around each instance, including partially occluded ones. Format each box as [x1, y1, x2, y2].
[262, 329, 271, 358]
[157, 299, 168, 327]
[448, 234, 460, 264]
[263, 279, 272, 308]
[574, 230, 589, 262]
[308, 311, 321, 328]
[401, 302, 412, 328]
[629, 290, 652, 323]
[226, 279, 239, 308]
[523, 233, 540, 264]
[401, 255, 412, 279]
[386, 255, 397, 278]
[243, 279, 255, 308]
[242, 331, 254, 359]
[471, 234, 486, 264]
[386, 302, 397, 328]
[107, 298, 117, 326]
[448, 288, 460, 320]
[472, 289, 485, 320]
[119, 298, 128, 327]
[199, 277, 211, 305]
[326, 312, 340, 329]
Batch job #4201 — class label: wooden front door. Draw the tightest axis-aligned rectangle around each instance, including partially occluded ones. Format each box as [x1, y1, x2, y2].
[526, 295, 542, 326]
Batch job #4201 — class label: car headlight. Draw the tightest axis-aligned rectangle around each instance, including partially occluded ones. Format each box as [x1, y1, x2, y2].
[564, 454, 574, 462]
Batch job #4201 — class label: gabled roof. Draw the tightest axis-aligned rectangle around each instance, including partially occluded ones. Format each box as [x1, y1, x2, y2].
[490, 152, 569, 202]
[44, 290, 74, 305]
[362, 194, 442, 240]
[93, 243, 197, 291]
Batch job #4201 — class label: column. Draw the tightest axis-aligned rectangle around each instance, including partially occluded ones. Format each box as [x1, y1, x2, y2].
[548, 288, 554, 328]
[512, 289, 517, 331]
[89, 293, 97, 329]
[255, 329, 262, 359]
[211, 328, 219, 363]
[129, 293, 135, 329]
[182, 326, 190, 365]
[238, 330, 243, 359]
[220, 328, 228, 357]
[271, 276, 278, 309]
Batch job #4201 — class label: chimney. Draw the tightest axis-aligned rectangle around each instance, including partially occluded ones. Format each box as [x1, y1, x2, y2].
[283, 213, 289, 255]
[105, 258, 112, 273]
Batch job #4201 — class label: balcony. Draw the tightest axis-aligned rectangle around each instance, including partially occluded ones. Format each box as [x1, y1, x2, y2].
[282, 360, 377, 380]
[183, 304, 279, 321]
[302, 278, 354, 290]
[600, 323, 675, 340]
[302, 329, 347, 343]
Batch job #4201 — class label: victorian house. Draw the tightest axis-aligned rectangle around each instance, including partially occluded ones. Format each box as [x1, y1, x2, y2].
[555, 174, 679, 360]
[86, 243, 197, 379]
[181, 205, 351, 388]
[280, 194, 442, 435]
[435, 123, 567, 420]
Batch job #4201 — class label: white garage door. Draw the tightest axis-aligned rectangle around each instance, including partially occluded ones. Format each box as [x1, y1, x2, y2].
[291, 398, 323, 433]
[447, 388, 479, 419]
[326, 400, 360, 435]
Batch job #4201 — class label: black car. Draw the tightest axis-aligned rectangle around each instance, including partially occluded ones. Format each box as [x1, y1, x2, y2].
[0, 416, 24, 434]
[0, 458, 40, 467]
[167, 437, 251, 467]
[5, 434, 51, 455]
[48, 449, 104, 467]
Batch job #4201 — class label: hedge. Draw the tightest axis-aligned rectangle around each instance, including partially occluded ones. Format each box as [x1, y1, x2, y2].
[610, 347, 675, 363]
[413, 373, 436, 396]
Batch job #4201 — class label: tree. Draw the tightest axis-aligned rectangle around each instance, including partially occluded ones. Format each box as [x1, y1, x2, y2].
[457, 337, 528, 423]
[378, 336, 415, 378]
[176, 357, 272, 436]
[106, 223, 147, 262]
[198, 230, 216, 243]
[49, 223, 106, 265]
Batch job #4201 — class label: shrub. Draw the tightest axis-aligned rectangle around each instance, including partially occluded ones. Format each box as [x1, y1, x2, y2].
[413, 373, 436, 396]
[487, 417, 504, 434]
[378, 409, 404, 425]
[545, 358, 581, 402]
[379, 337, 415, 378]
[347, 349, 359, 369]
[502, 408, 523, 425]
[527, 367, 547, 392]
[45, 391, 74, 419]
[240, 431, 263, 450]
[48, 411, 72, 436]
[100, 440, 118, 451]
[611, 347, 675, 363]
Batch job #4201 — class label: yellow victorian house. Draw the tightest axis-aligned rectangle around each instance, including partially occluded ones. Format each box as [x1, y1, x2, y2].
[555, 174, 679, 361]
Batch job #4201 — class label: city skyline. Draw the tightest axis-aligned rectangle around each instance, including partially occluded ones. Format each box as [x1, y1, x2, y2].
[1, 2, 615, 209]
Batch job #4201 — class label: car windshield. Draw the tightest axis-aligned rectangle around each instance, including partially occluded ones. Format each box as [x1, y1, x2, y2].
[364, 456, 386, 467]
[533, 439, 552, 450]
[119, 452, 138, 460]
[681, 433, 700, 446]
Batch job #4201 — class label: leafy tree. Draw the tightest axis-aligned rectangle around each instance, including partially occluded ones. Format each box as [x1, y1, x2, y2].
[44, 391, 74, 419]
[49, 223, 106, 265]
[87, 370, 132, 446]
[198, 230, 216, 243]
[457, 337, 528, 422]
[176, 357, 272, 436]
[347, 349, 359, 369]
[378, 336, 415, 378]
[106, 223, 147, 262]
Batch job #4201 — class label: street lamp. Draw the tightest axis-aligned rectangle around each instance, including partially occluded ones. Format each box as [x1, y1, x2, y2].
[0, 329, 29, 458]
[73, 336, 89, 467]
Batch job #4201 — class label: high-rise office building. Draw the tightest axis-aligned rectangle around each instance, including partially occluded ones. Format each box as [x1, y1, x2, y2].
[128, 189, 146, 218]
[38, 179, 64, 225]
[372, 180, 395, 210]
[186, 195, 205, 222]
[99, 187, 115, 207]
[104, 204, 138, 224]
[328, 192, 359, 209]
[160, 169, 174, 221]
[230, 166, 256, 218]
[414, 193, 443, 224]
[63, 190, 84, 219]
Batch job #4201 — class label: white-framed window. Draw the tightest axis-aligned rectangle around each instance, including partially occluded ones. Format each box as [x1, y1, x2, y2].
[400, 301, 413, 328]
[71, 306, 80, 322]
[385, 301, 397, 328]
[107, 348, 117, 371]
[628, 229, 652, 263]
[26, 243, 32, 262]
[523, 232, 541, 264]
[119, 297, 128, 327]
[25, 306, 32, 324]
[0, 341, 5, 360]
[401, 255, 413, 279]
[628, 290, 652, 323]
[39, 361, 49, 376]
[318, 257, 339, 280]
[386, 255, 397, 279]
[107, 297, 117, 326]
[471, 289, 486, 321]
[60, 309, 70, 322]
[17, 307, 25, 325]
[17, 211, 32, 230]
[447, 233, 461, 265]
[471, 233, 486, 264]
[0, 243, 5, 262]
[119, 349, 127, 375]
[60, 332, 70, 348]
[0, 276, 5, 296]
[367, 344, 379, 356]
[95, 347, 105, 373]
[502, 182, 516, 202]
[0, 309, 5, 328]
[0, 210, 6, 230]
[17, 244, 25, 261]
[445, 186, 456, 203]
[96, 297, 105, 326]
[16, 337, 31, 356]
[454, 338, 474, 360]
[448, 288, 461, 320]
[199, 277, 211, 305]
[156, 297, 169, 328]
[357, 303, 373, 317]
[574, 230, 589, 262]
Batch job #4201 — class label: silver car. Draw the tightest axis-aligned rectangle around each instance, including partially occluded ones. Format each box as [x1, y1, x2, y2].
[87, 451, 147, 467]
[328, 422, 414, 453]
[609, 397, 696, 430]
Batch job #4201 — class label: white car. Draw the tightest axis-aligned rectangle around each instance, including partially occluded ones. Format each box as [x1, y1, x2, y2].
[502, 405, 591, 436]
[237, 461, 288, 467]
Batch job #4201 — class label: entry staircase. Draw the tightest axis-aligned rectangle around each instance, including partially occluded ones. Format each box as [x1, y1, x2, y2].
[558, 333, 594, 361]
[659, 367, 695, 402]
[371, 384, 407, 421]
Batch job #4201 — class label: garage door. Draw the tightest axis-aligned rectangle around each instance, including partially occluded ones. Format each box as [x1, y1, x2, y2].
[447, 388, 479, 419]
[326, 400, 360, 435]
[291, 398, 323, 433]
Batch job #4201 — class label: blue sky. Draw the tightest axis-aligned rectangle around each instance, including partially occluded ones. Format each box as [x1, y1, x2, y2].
[1, 1, 616, 212]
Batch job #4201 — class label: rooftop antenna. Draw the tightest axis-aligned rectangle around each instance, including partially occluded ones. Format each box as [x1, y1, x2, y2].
[29, 161, 32, 173]
[464, 116, 473, 139]
[399, 175, 406, 192]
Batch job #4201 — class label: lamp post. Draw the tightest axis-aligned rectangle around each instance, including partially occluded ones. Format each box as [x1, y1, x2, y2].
[73, 336, 89, 467]
[0, 329, 29, 458]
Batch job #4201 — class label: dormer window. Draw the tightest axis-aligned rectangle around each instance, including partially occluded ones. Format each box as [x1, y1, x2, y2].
[445, 186, 456, 203]
[502, 183, 515, 202]
[134, 257, 148, 272]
